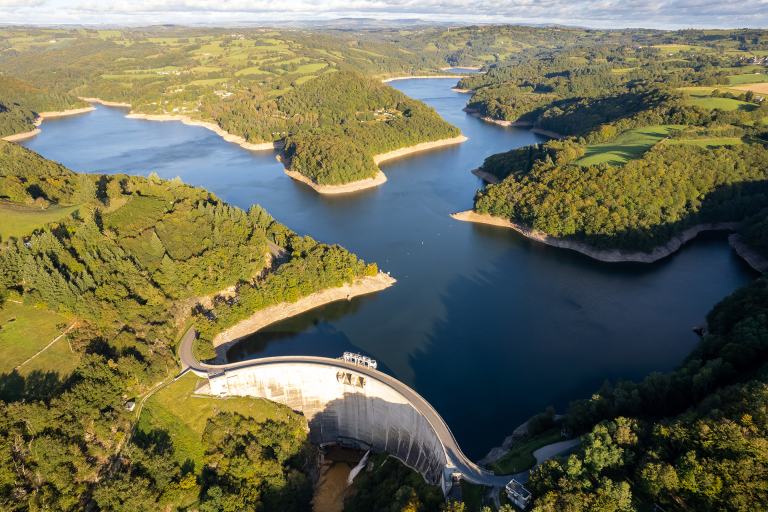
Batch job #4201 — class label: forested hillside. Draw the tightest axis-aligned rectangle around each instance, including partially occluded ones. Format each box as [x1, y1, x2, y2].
[274, 71, 460, 184]
[0, 75, 86, 137]
[474, 140, 768, 251]
[0, 142, 377, 509]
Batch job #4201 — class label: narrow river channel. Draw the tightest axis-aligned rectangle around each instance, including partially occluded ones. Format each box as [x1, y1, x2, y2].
[19, 78, 759, 461]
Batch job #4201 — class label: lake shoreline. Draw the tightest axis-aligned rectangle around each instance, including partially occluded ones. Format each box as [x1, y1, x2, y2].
[211, 272, 397, 363]
[728, 234, 768, 274]
[278, 135, 467, 194]
[471, 168, 501, 184]
[461, 107, 534, 128]
[451, 209, 742, 263]
[125, 113, 281, 151]
[79, 97, 132, 107]
[382, 75, 466, 82]
[2, 106, 97, 142]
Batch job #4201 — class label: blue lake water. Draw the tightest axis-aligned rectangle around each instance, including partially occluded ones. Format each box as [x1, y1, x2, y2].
[19, 78, 759, 461]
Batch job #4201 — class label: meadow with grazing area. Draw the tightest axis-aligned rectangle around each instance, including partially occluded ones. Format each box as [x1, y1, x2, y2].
[0, 202, 80, 240]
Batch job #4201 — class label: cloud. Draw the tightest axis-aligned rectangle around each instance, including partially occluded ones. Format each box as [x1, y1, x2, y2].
[6, 0, 768, 28]
[0, 0, 46, 7]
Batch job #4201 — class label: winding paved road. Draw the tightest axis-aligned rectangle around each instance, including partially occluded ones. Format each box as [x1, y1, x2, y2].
[179, 328, 538, 487]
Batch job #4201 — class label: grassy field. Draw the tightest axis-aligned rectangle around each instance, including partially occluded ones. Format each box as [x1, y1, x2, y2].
[728, 74, 768, 85]
[667, 138, 754, 149]
[137, 373, 300, 474]
[0, 302, 72, 373]
[189, 78, 228, 86]
[487, 428, 564, 475]
[0, 202, 80, 240]
[689, 96, 757, 111]
[295, 75, 319, 85]
[573, 125, 682, 167]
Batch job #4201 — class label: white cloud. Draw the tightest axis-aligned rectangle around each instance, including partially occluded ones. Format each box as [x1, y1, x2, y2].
[0, 0, 46, 8]
[3, 0, 768, 28]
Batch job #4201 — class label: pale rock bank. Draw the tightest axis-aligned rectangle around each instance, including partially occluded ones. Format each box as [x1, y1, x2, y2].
[125, 113, 282, 151]
[451, 210, 741, 263]
[211, 272, 396, 362]
[2, 106, 97, 141]
[728, 234, 768, 274]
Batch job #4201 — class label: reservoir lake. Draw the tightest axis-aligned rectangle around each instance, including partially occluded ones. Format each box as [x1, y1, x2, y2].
[19, 78, 759, 461]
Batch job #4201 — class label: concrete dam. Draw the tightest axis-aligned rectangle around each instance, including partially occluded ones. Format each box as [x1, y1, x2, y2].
[179, 329, 517, 493]
[204, 361, 447, 485]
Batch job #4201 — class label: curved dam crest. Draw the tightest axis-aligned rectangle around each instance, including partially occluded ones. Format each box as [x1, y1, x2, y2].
[200, 361, 448, 485]
[181, 330, 515, 493]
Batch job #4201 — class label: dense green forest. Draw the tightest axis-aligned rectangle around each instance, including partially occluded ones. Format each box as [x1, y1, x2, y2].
[474, 140, 768, 251]
[0, 142, 377, 509]
[271, 71, 460, 185]
[0, 75, 86, 137]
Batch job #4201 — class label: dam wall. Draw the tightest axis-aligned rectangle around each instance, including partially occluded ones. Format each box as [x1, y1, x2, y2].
[203, 362, 449, 486]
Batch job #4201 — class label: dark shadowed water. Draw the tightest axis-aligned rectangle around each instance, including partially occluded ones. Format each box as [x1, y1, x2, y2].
[19, 79, 758, 461]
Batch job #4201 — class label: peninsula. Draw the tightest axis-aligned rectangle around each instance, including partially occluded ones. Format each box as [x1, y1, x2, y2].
[279, 135, 468, 193]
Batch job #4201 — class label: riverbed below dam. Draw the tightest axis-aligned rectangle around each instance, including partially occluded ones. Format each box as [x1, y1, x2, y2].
[19, 77, 759, 461]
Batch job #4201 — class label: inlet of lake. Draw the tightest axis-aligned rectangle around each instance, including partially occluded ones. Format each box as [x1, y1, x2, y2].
[19, 78, 759, 462]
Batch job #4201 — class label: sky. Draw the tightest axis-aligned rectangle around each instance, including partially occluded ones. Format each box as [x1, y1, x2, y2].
[2, 0, 768, 29]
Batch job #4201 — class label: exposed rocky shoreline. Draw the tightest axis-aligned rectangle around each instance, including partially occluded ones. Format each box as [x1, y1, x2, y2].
[382, 75, 467, 82]
[211, 272, 396, 363]
[451, 209, 742, 263]
[470, 168, 501, 184]
[461, 107, 533, 127]
[373, 135, 468, 164]
[728, 233, 768, 274]
[531, 128, 566, 140]
[79, 97, 132, 107]
[125, 113, 281, 151]
[2, 106, 97, 141]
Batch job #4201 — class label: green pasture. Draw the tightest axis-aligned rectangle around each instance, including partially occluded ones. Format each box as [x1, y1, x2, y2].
[235, 67, 274, 76]
[127, 66, 180, 74]
[729, 74, 768, 85]
[349, 48, 386, 57]
[573, 125, 683, 167]
[191, 66, 221, 73]
[0, 202, 80, 240]
[680, 87, 720, 98]
[296, 62, 327, 73]
[689, 96, 757, 111]
[254, 44, 290, 51]
[137, 373, 297, 474]
[101, 73, 156, 80]
[0, 302, 71, 374]
[652, 45, 692, 53]
[189, 78, 228, 86]
[667, 138, 754, 149]
[295, 75, 319, 85]
[97, 30, 122, 38]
